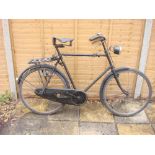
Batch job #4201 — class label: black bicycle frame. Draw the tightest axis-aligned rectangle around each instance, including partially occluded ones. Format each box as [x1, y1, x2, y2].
[54, 40, 127, 94]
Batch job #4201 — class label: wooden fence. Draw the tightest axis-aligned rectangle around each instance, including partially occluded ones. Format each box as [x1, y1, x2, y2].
[0, 19, 155, 98]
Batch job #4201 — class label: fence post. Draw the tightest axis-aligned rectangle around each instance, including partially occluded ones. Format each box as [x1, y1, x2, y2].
[134, 19, 153, 98]
[2, 19, 17, 98]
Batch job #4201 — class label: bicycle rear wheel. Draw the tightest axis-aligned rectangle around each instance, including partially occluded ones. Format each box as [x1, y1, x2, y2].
[18, 65, 70, 115]
[100, 68, 152, 117]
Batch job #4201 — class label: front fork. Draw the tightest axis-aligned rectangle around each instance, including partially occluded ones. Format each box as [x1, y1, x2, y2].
[112, 69, 129, 96]
[101, 41, 129, 96]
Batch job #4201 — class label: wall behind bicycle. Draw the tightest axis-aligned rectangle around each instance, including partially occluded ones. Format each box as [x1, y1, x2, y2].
[5, 19, 154, 98]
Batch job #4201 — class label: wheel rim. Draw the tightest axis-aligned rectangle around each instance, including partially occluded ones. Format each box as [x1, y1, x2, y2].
[19, 67, 68, 114]
[102, 69, 152, 116]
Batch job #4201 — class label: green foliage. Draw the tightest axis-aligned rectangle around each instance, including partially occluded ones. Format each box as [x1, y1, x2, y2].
[0, 91, 13, 105]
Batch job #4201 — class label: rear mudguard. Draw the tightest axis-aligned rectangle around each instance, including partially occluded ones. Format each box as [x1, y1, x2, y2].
[17, 64, 70, 88]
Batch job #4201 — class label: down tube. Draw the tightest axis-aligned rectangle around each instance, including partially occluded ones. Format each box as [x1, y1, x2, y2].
[84, 66, 111, 92]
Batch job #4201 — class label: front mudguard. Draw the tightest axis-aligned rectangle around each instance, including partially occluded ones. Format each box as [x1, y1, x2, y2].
[99, 67, 131, 100]
[100, 67, 131, 86]
[99, 66, 152, 101]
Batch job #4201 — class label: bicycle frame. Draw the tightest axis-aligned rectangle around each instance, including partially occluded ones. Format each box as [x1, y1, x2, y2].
[53, 40, 127, 94]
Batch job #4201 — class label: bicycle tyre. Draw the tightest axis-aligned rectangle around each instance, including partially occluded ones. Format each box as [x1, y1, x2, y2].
[18, 64, 70, 115]
[100, 67, 152, 117]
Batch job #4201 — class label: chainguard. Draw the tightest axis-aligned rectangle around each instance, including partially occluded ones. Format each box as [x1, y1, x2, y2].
[35, 88, 87, 105]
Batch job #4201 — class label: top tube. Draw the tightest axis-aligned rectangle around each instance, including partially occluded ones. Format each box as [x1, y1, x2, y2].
[61, 53, 106, 57]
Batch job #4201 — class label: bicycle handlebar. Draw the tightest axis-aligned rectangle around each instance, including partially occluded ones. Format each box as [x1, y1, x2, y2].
[89, 33, 106, 42]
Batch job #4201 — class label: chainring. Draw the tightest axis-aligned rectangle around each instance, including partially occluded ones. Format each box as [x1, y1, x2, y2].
[71, 91, 87, 105]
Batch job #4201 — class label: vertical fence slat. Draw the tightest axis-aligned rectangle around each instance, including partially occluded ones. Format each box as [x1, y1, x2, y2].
[40, 19, 45, 57]
[74, 20, 78, 83]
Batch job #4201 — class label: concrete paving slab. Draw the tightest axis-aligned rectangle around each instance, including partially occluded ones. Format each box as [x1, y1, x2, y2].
[80, 122, 117, 135]
[38, 121, 79, 135]
[80, 102, 114, 123]
[117, 124, 154, 135]
[115, 111, 149, 123]
[151, 124, 155, 132]
[145, 103, 155, 123]
[0, 113, 48, 135]
[48, 105, 79, 121]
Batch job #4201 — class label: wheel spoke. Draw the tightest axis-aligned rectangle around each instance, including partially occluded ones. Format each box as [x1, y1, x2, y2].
[19, 67, 69, 114]
[23, 79, 37, 90]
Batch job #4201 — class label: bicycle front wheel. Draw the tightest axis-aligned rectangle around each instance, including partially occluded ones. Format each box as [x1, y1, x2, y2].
[100, 68, 152, 117]
[18, 65, 70, 115]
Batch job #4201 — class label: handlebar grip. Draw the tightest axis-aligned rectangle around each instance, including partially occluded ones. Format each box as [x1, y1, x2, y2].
[89, 34, 99, 41]
[89, 33, 106, 42]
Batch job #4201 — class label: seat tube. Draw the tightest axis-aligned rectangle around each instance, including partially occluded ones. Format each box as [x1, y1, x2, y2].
[62, 59, 76, 89]
[55, 47, 76, 89]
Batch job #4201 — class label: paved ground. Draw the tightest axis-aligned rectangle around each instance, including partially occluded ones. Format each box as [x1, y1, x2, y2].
[0, 101, 155, 135]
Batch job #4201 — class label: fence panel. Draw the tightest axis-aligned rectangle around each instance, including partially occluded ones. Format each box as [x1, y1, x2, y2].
[10, 19, 145, 98]
[1, 19, 150, 98]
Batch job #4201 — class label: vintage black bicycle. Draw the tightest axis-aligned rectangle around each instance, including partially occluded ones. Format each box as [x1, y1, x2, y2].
[18, 33, 152, 117]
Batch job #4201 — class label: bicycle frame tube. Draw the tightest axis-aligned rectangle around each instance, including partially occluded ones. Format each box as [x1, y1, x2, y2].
[55, 47, 76, 89]
[101, 41, 128, 95]
[101, 41, 114, 69]
[61, 53, 106, 57]
[84, 66, 111, 92]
